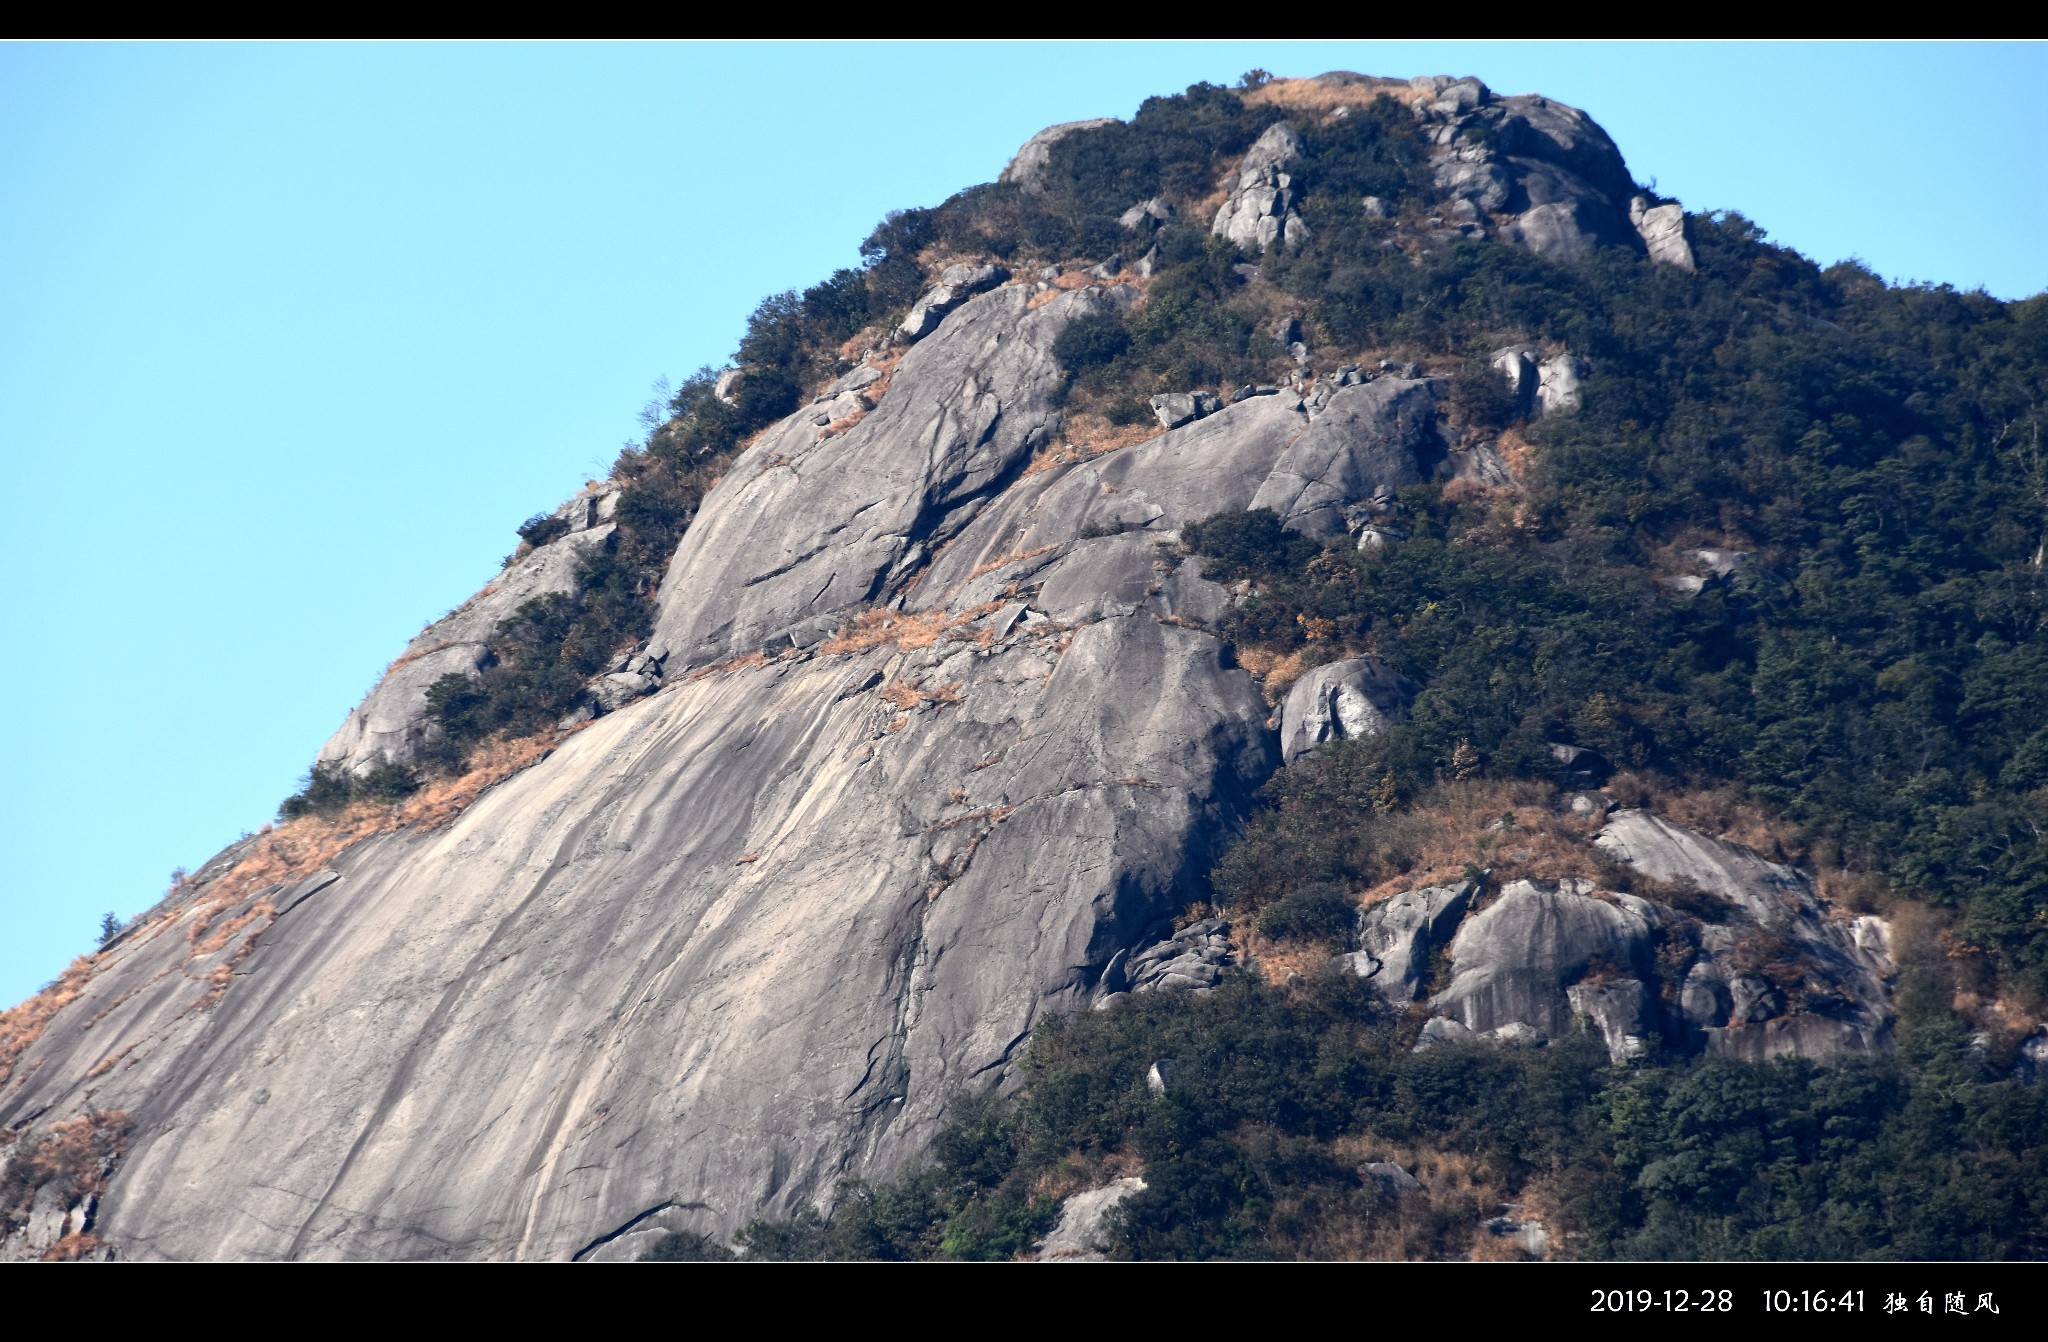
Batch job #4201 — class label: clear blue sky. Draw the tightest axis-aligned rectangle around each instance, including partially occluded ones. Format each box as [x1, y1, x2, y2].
[2, 41, 2042, 1005]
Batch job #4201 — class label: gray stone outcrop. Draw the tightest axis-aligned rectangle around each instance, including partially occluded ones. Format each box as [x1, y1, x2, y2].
[1595, 810, 1894, 1060]
[1110, 918, 1232, 999]
[1278, 657, 1413, 764]
[897, 263, 1011, 342]
[1036, 1176, 1145, 1260]
[1001, 118, 1120, 193]
[1428, 879, 1654, 1043]
[1348, 881, 1475, 999]
[1630, 196, 1696, 270]
[1211, 123, 1309, 253]
[1248, 377, 1437, 536]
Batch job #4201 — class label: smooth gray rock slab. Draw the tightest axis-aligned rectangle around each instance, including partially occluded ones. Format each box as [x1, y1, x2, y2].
[1594, 811, 1809, 929]
[1361, 1161, 1423, 1196]
[652, 283, 1093, 671]
[1430, 880, 1652, 1040]
[907, 394, 1311, 611]
[1248, 377, 1436, 538]
[1278, 656, 1414, 763]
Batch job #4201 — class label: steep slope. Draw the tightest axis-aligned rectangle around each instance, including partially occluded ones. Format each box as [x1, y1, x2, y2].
[5, 70, 2042, 1262]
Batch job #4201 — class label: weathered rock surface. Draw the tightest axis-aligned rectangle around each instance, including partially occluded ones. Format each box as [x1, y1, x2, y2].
[1630, 196, 1696, 270]
[1110, 917, 1233, 999]
[1248, 377, 1437, 537]
[316, 521, 617, 775]
[1348, 880, 1475, 999]
[1430, 879, 1654, 1043]
[896, 263, 1011, 342]
[1595, 810, 1894, 1060]
[1347, 809, 1892, 1064]
[1036, 1176, 1145, 1260]
[1, 259, 1476, 1261]
[1278, 656, 1414, 764]
[1212, 123, 1309, 253]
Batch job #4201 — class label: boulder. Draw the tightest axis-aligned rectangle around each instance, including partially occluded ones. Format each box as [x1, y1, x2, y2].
[1036, 1177, 1146, 1260]
[1001, 118, 1120, 193]
[1491, 346, 1538, 415]
[1566, 978, 1652, 1061]
[1680, 962, 1732, 1030]
[1630, 196, 1695, 271]
[1150, 392, 1201, 430]
[1145, 1059, 1172, 1096]
[1279, 657, 1414, 764]
[1211, 123, 1307, 253]
[1125, 918, 1231, 996]
[1433, 76, 1490, 115]
[897, 263, 1010, 342]
[1361, 1162, 1424, 1196]
[1502, 201, 1608, 262]
[1535, 354, 1586, 415]
[1428, 879, 1654, 1040]
[1349, 881, 1476, 1000]
[1594, 810, 1810, 930]
[592, 671, 660, 713]
[2016, 1028, 2048, 1084]
[1118, 198, 1174, 233]
[1595, 810, 1895, 1060]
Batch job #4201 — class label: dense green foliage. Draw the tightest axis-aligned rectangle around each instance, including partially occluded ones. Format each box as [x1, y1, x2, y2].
[707, 968, 2047, 1261]
[279, 758, 420, 819]
[1180, 225, 2048, 989]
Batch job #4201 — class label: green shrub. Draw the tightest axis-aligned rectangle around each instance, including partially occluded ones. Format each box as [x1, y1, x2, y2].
[1254, 884, 1355, 944]
[1051, 310, 1130, 372]
[516, 513, 570, 549]
[638, 1230, 734, 1262]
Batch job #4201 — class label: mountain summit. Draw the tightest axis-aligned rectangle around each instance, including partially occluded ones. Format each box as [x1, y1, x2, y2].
[5, 73, 2044, 1262]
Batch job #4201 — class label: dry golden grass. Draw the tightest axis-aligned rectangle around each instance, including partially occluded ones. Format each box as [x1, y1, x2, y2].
[836, 325, 890, 362]
[817, 602, 1006, 656]
[1026, 270, 1145, 311]
[0, 955, 97, 1086]
[1245, 76, 1428, 117]
[685, 649, 768, 681]
[1356, 779, 1610, 905]
[1236, 646, 1312, 704]
[1307, 1134, 1522, 1260]
[819, 608, 952, 655]
[1021, 415, 1162, 479]
[966, 543, 1061, 582]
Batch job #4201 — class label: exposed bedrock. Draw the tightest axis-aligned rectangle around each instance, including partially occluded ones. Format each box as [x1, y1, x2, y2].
[1355, 812, 1895, 1064]
[2, 272, 1470, 1261]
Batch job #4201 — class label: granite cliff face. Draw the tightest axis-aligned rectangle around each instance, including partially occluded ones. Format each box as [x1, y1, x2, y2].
[0, 75, 1890, 1262]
